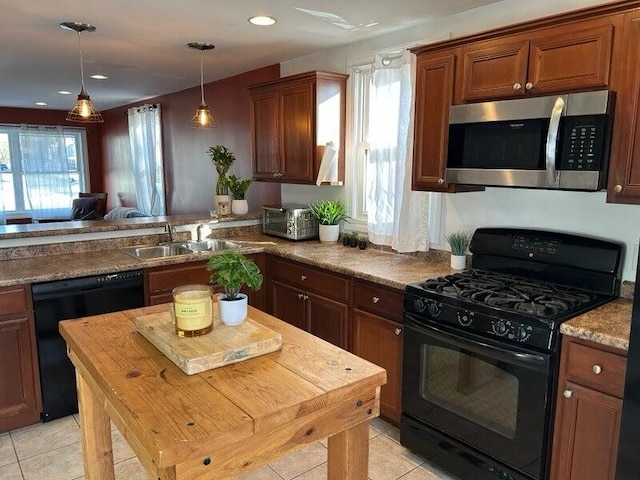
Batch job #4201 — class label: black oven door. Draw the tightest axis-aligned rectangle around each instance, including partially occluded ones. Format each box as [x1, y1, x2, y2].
[402, 316, 553, 480]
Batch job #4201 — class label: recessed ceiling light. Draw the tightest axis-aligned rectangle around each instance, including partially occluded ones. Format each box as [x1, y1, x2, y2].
[35, 102, 48, 106]
[58, 91, 72, 95]
[248, 15, 277, 26]
[90, 74, 108, 80]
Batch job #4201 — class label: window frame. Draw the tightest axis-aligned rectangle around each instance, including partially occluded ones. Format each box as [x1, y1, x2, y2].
[0, 124, 89, 218]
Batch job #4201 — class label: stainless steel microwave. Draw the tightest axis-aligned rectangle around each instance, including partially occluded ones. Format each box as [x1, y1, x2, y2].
[446, 90, 614, 191]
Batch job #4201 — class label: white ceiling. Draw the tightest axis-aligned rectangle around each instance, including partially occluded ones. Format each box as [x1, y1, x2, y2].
[0, 0, 499, 111]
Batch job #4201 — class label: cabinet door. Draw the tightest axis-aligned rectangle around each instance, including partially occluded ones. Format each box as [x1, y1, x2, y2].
[460, 39, 529, 102]
[528, 24, 612, 95]
[0, 316, 41, 432]
[251, 90, 280, 180]
[551, 381, 622, 480]
[608, 11, 640, 204]
[145, 261, 210, 305]
[412, 51, 456, 191]
[306, 292, 349, 349]
[270, 280, 305, 330]
[353, 309, 402, 423]
[280, 83, 314, 182]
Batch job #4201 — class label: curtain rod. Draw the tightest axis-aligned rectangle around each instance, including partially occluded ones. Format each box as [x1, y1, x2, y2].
[124, 103, 159, 115]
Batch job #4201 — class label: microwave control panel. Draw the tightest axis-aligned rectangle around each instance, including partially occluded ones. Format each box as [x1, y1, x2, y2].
[560, 115, 607, 171]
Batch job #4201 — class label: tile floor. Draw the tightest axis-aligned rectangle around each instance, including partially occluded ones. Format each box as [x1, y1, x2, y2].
[0, 415, 457, 480]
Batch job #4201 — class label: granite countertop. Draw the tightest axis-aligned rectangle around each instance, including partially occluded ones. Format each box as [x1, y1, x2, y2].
[560, 298, 632, 351]
[1, 233, 632, 351]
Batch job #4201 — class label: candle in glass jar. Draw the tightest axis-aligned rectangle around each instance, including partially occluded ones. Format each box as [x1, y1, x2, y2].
[172, 285, 213, 337]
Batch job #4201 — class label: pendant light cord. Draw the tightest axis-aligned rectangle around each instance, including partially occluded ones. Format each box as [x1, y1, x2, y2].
[200, 49, 205, 104]
[77, 31, 86, 91]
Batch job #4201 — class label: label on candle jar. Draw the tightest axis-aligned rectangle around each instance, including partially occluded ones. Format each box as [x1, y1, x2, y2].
[173, 286, 213, 335]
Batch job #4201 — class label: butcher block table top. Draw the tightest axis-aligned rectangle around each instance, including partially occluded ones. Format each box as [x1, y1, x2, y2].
[59, 303, 386, 480]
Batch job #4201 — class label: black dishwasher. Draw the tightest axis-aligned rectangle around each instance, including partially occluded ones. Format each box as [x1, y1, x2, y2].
[32, 270, 144, 421]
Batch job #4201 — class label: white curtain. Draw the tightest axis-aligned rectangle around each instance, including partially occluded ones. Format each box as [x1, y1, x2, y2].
[127, 104, 165, 215]
[19, 125, 73, 219]
[366, 52, 430, 252]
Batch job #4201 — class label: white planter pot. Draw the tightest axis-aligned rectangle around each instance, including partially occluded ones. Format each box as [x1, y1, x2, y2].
[214, 195, 231, 216]
[319, 224, 340, 243]
[218, 293, 248, 325]
[450, 254, 467, 270]
[231, 199, 248, 215]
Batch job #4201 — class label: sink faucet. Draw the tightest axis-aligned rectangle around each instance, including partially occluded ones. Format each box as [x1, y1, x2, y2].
[164, 223, 176, 242]
[196, 224, 204, 242]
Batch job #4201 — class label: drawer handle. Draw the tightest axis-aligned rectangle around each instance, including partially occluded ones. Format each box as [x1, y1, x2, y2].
[372, 296, 380, 304]
[513, 82, 522, 91]
[301, 275, 307, 281]
[593, 364, 602, 375]
[563, 389, 573, 399]
[395, 328, 402, 336]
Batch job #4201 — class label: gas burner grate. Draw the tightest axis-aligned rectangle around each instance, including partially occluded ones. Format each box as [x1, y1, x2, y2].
[419, 269, 594, 318]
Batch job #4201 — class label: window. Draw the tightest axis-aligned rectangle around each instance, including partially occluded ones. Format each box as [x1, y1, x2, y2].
[0, 125, 88, 219]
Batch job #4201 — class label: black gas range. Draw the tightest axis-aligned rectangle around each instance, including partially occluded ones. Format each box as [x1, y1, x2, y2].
[400, 228, 622, 480]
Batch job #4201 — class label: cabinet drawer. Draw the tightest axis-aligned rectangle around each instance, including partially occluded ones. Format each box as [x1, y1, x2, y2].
[0, 286, 28, 317]
[269, 257, 349, 301]
[146, 262, 210, 294]
[564, 340, 627, 397]
[354, 280, 404, 322]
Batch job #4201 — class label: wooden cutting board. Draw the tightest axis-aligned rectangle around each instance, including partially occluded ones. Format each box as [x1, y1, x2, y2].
[134, 308, 283, 375]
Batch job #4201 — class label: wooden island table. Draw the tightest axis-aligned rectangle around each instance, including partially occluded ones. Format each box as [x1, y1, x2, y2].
[59, 303, 386, 480]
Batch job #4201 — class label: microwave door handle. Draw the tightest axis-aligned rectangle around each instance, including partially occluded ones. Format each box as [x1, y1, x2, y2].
[545, 96, 565, 186]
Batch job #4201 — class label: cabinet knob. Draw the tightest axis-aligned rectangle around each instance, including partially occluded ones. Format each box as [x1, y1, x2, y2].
[301, 275, 307, 281]
[525, 82, 533, 90]
[437, 178, 445, 185]
[372, 296, 380, 304]
[395, 328, 402, 336]
[297, 293, 304, 299]
[563, 389, 573, 399]
[593, 364, 602, 375]
[613, 184, 623, 194]
[303, 294, 309, 300]
[513, 82, 522, 91]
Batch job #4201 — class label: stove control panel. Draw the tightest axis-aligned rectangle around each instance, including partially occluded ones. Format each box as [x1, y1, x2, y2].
[404, 292, 554, 351]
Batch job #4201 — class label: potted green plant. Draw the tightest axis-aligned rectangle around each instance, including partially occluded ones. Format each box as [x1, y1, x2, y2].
[206, 251, 263, 325]
[208, 145, 236, 215]
[308, 200, 349, 243]
[227, 174, 253, 215]
[445, 230, 471, 270]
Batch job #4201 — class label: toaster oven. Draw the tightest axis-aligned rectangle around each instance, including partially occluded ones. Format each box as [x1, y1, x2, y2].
[262, 205, 319, 240]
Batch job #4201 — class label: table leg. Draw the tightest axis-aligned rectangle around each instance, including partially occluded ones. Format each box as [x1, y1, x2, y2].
[327, 421, 369, 479]
[76, 371, 116, 480]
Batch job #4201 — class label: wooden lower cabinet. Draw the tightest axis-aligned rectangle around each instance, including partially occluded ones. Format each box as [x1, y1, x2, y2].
[353, 309, 402, 423]
[352, 280, 404, 424]
[550, 336, 626, 480]
[0, 285, 42, 432]
[270, 279, 349, 349]
[145, 253, 267, 310]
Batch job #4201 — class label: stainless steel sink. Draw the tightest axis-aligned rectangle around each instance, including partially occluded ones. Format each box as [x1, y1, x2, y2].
[122, 245, 195, 260]
[181, 239, 240, 252]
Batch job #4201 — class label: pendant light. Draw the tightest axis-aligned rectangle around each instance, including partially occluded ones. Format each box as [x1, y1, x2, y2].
[61, 22, 103, 123]
[188, 42, 216, 128]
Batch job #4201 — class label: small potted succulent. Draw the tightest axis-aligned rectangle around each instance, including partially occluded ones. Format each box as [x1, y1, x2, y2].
[445, 230, 471, 270]
[227, 174, 253, 215]
[208, 145, 235, 215]
[308, 200, 349, 243]
[206, 251, 263, 325]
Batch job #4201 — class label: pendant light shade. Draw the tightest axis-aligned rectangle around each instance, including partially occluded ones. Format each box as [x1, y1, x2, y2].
[188, 42, 215, 129]
[61, 22, 103, 123]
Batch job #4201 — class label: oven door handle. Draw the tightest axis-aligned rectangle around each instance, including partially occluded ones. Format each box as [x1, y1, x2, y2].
[408, 320, 550, 372]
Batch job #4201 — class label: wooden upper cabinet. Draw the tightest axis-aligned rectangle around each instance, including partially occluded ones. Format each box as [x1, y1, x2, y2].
[459, 22, 613, 103]
[248, 71, 348, 184]
[608, 10, 640, 204]
[461, 40, 530, 101]
[412, 50, 457, 191]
